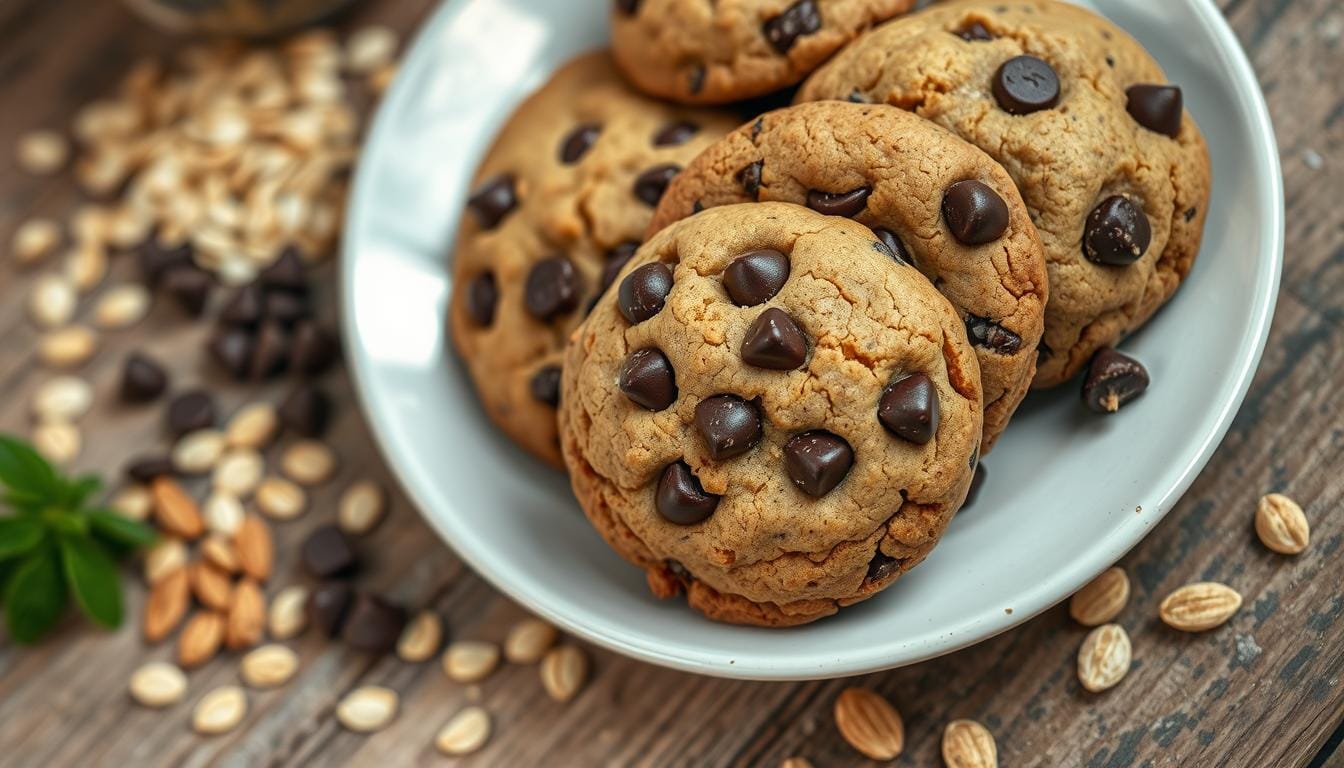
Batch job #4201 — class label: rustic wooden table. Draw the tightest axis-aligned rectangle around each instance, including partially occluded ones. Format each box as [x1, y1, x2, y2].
[0, 0, 1340, 765]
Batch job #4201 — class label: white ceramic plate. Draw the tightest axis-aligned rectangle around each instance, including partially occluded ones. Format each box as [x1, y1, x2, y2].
[342, 0, 1282, 680]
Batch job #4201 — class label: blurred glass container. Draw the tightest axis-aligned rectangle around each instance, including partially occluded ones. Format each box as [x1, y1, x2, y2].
[124, 0, 356, 37]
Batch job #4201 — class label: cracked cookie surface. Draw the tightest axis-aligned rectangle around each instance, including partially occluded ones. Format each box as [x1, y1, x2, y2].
[611, 0, 914, 104]
[649, 101, 1046, 452]
[798, 0, 1211, 386]
[449, 52, 737, 465]
[560, 202, 983, 626]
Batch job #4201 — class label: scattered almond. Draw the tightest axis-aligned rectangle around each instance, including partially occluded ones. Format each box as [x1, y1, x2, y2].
[213, 449, 264, 497]
[93, 283, 151, 329]
[193, 685, 247, 735]
[834, 688, 904, 761]
[111, 484, 153, 522]
[28, 274, 77, 328]
[203, 493, 245, 535]
[540, 644, 588, 703]
[504, 617, 558, 664]
[336, 686, 398, 732]
[172, 429, 227, 474]
[268, 585, 309, 640]
[240, 644, 298, 688]
[255, 475, 306, 520]
[235, 514, 274, 582]
[280, 440, 337, 485]
[144, 566, 190, 642]
[435, 706, 491, 756]
[37, 325, 97, 368]
[1069, 567, 1130, 627]
[63, 245, 107, 293]
[226, 579, 266, 650]
[226, 403, 279, 449]
[128, 661, 188, 708]
[1255, 493, 1309, 555]
[151, 477, 205, 539]
[942, 719, 998, 768]
[11, 218, 61, 265]
[337, 480, 385, 535]
[17, 130, 69, 174]
[200, 535, 240, 574]
[1077, 623, 1131, 692]
[189, 561, 234, 611]
[396, 610, 442, 663]
[444, 641, 500, 683]
[32, 421, 80, 464]
[31, 375, 93, 421]
[144, 537, 187, 583]
[178, 611, 226, 668]
[1159, 582, 1242, 632]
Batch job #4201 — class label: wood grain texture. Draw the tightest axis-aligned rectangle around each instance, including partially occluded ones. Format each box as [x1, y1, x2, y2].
[0, 0, 1340, 766]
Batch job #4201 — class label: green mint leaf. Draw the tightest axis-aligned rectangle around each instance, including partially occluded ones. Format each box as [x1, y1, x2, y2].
[87, 510, 157, 550]
[59, 474, 103, 508]
[5, 548, 66, 643]
[0, 436, 60, 501]
[57, 532, 122, 630]
[0, 516, 45, 561]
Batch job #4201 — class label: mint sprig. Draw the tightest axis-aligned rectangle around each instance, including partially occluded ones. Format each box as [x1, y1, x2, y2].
[0, 435, 157, 643]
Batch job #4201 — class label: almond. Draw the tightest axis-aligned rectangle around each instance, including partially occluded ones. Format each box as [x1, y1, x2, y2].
[280, 440, 337, 486]
[1069, 567, 1130, 627]
[193, 685, 247, 735]
[226, 402, 278, 449]
[203, 493, 245, 535]
[200, 535, 240, 574]
[337, 480, 386, 535]
[240, 644, 298, 688]
[151, 477, 205, 539]
[1255, 493, 1309, 554]
[396, 610, 442, 663]
[144, 566, 190, 642]
[336, 686, 398, 732]
[443, 641, 500, 683]
[32, 421, 80, 464]
[38, 325, 97, 368]
[111, 484, 153, 522]
[212, 448, 264, 497]
[12, 218, 61, 265]
[144, 537, 187, 583]
[235, 514, 273, 582]
[268, 584, 309, 640]
[942, 719, 998, 768]
[93, 283, 151, 329]
[31, 375, 93, 421]
[128, 661, 188, 708]
[226, 579, 266, 650]
[28, 274, 77, 328]
[435, 706, 491, 756]
[834, 688, 904, 760]
[189, 561, 234, 611]
[255, 475, 306, 520]
[178, 611, 226, 668]
[172, 429, 227, 474]
[1077, 623, 1131, 692]
[504, 617, 558, 664]
[1159, 582, 1242, 632]
[540, 644, 588, 702]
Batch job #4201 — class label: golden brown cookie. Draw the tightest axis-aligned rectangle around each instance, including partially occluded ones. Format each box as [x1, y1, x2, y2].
[448, 52, 737, 465]
[560, 202, 983, 626]
[649, 101, 1047, 452]
[798, 0, 1211, 387]
[610, 0, 914, 104]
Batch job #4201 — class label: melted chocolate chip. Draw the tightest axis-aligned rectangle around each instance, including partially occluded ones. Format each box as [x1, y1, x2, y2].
[872, 228, 913, 265]
[737, 160, 764, 199]
[655, 462, 719, 524]
[723, 249, 789, 306]
[784, 431, 853, 497]
[560, 123, 600, 164]
[618, 262, 674, 324]
[965, 315, 1022, 355]
[653, 121, 698, 147]
[137, 239, 192, 287]
[867, 551, 900, 582]
[634, 164, 680, 206]
[466, 174, 517, 230]
[741, 308, 808, 370]
[942, 180, 1010, 245]
[992, 55, 1061, 115]
[1125, 84, 1183, 138]
[806, 187, 871, 218]
[878, 373, 939, 444]
[465, 272, 498, 327]
[524, 257, 581, 321]
[1082, 348, 1149, 413]
[619, 348, 677, 411]
[1083, 195, 1152, 266]
[694, 395, 763, 460]
[530, 364, 562, 407]
[763, 0, 822, 54]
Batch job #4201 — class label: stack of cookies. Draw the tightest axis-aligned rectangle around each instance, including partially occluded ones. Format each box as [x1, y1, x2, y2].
[449, 0, 1211, 627]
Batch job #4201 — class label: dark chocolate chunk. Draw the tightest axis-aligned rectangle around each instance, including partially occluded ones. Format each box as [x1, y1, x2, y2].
[763, 0, 822, 54]
[992, 55, 1061, 115]
[1082, 348, 1149, 413]
[466, 174, 517, 229]
[599, 242, 640, 294]
[260, 247, 307, 292]
[866, 551, 900, 582]
[1125, 84, 1182, 138]
[248, 322, 291, 381]
[120, 352, 168, 403]
[290, 321, 340, 376]
[524, 256, 581, 321]
[723, 249, 789, 306]
[956, 20, 994, 41]
[737, 160, 763, 199]
[166, 390, 215, 437]
[219, 284, 264, 326]
[633, 164, 680, 206]
[965, 315, 1023, 355]
[878, 373, 939, 444]
[125, 456, 174, 484]
[943, 180, 1010, 244]
[302, 524, 358, 579]
[618, 262, 674, 324]
[342, 594, 408, 654]
[784, 431, 853, 497]
[872, 228, 913, 265]
[209, 328, 254, 380]
[307, 581, 354, 638]
[741, 308, 808, 370]
[560, 123, 601, 164]
[615, 0, 640, 16]
[1083, 195, 1151, 266]
[694, 395, 763, 460]
[465, 272, 498, 327]
[161, 265, 211, 316]
[655, 461, 719, 524]
[619, 348, 677, 411]
[137, 239, 192, 287]
[280, 385, 332, 438]
[653, 121, 698, 147]
[263, 290, 308, 325]
[806, 187, 871, 218]
[530, 364, 562, 407]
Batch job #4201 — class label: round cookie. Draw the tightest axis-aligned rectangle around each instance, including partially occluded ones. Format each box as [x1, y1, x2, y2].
[449, 52, 737, 466]
[560, 202, 983, 627]
[649, 101, 1047, 452]
[611, 0, 914, 104]
[798, 0, 1212, 387]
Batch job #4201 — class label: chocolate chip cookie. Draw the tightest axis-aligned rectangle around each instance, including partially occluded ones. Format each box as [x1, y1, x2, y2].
[560, 202, 983, 626]
[798, 0, 1212, 387]
[649, 101, 1047, 452]
[611, 0, 914, 104]
[449, 52, 737, 465]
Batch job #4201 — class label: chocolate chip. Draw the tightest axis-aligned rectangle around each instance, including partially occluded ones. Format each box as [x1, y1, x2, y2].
[655, 461, 719, 524]
[342, 594, 407, 654]
[694, 395, 762, 460]
[161, 265, 211, 316]
[302, 524, 358, 578]
[614, 0, 640, 15]
[1083, 195, 1152, 266]
[963, 463, 987, 509]
[524, 256, 582, 321]
[264, 290, 308, 325]
[723, 249, 789, 306]
[125, 455, 174, 484]
[466, 174, 517, 229]
[560, 123, 601, 164]
[1082, 348, 1149, 413]
[165, 391, 214, 438]
[618, 262, 674, 324]
[1125, 84, 1182, 138]
[1184, 207, 1198, 223]
[530, 364, 562, 407]
[599, 242, 640, 294]
[955, 20, 994, 41]
[866, 551, 899, 582]
[249, 322, 291, 381]
[619, 348, 677, 411]
[806, 187, 870, 218]
[784, 431, 853, 497]
[209, 328, 254, 380]
[692, 199, 705, 213]
[873, 228, 913, 265]
[260, 247, 307, 292]
[307, 581, 354, 637]
[688, 64, 706, 95]
[220, 284, 264, 326]
[465, 272, 498, 327]
[653, 121, 698, 147]
[121, 352, 168, 403]
[280, 385, 332, 437]
[290, 321, 340, 376]
[633, 164, 680, 206]
[741, 308, 808, 370]
[992, 55, 1060, 115]
[942, 180, 1009, 245]
[878, 373, 939, 444]
[736, 160, 763, 199]
[965, 315, 1022, 355]
[846, 90, 868, 103]
[750, 118, 764, 139]
[763, 0, 821, 54]
[137, 239, 192, 287]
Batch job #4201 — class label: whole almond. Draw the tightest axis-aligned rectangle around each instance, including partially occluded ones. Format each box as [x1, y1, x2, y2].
[203, 493, 245, 535]
[256, 476, 306, 520]
[31, 375, 93, 421]
[504, 617, 558, 664]
[834, 688, 904, 760]
[93, 283, 151, 329]
[112, 484, 153, 522]
[212, 449, 264, 497]
[435, 706, 491, 756]
[1159, 582, 1242, 632]
[38, 325, 97, 368]
[540, 644, 588, 702]
[193, 685, 247, 735]
[144, 566, 190, 642]
[337, 480, 386, 535]
[64, 245, 107, 293]
[226, 579, 266, 650]
[226, 402, 278, 449]
[397, 610, 442, 663]
[32, 421, 80, 464]
[235, 514, 274, 582]
[178, 611, 226, 668]
[144, 537, 187, 583]
[268, 584, 309, 639]
[1255, 493, 1309, 555]
[280, 440, 337, 485]
[28, 274, 77, 328]
[1069, 567, 1130, 627]
[336, 686, 399, 732]
[189, 561, 234, 611]
[240, 644, 298, 688]
[173, 429, 227, 474]
[152, 477, 205, 539]
[443, 641, 500, 683]
[129, 661, 188, 708]
[200, 535, 240, 574]
[942, 719, 998, 768]
[1077, 623, 1131, 692]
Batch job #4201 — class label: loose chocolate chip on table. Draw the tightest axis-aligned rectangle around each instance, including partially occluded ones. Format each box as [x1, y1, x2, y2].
[220, 284, 264, 326]
[878, 373, 940, 444]
[962, 463, 987, 510]
[599, 242, 640, 294]
[209, 328, 254, 380]
[723, 249, 790, 306]
[633, 164, 681, 206]
[872, 228, 912, 265]
[161, 265, 212, 316]
[614, 0, 640, 15]
[653, 121, 698, 147]
[465, 272, 498, 327]
[308, 581, 354, 637]
[303, 524, 358, 579]
[342, 594, 408, 654]
[655, 461, 720, 524]
[264, 290, 308, 325]
[784, 431, 854, 497]
[166, 390, 215, 437]
[249, 322, 292, 381]
[741, 308, 808, 370]
[1082, 348, 1149, 414]
[955, 20, 994, 41]
[866, 551, 899, 582]
[694, 395, 763, 460]
[619, 348, 678, 411]
[137, 239, 192, 287]
[280, 385, 332, 438]
[763, 0, 821, 54]
[524, 256, 582, 321]
[260, 247, 308, 292]
[530, 364, 562, 407]
[736, 160, 763, 199]
[806, 187, 871, 218]
[121, 352, 168, 403]
[290, 320, 340, 376]
[943, 180, 1010, 245]
[559, 123, 601, 164]
[992, 55, 1061, 115]
[1083, 195, 1152, 266]
[125, 455, 174, 484]
[965, 315, 1023, 355]
[1125, 84, 1183, 138]
[618, 262, 674, 324]
[466, 174, 518, 229]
